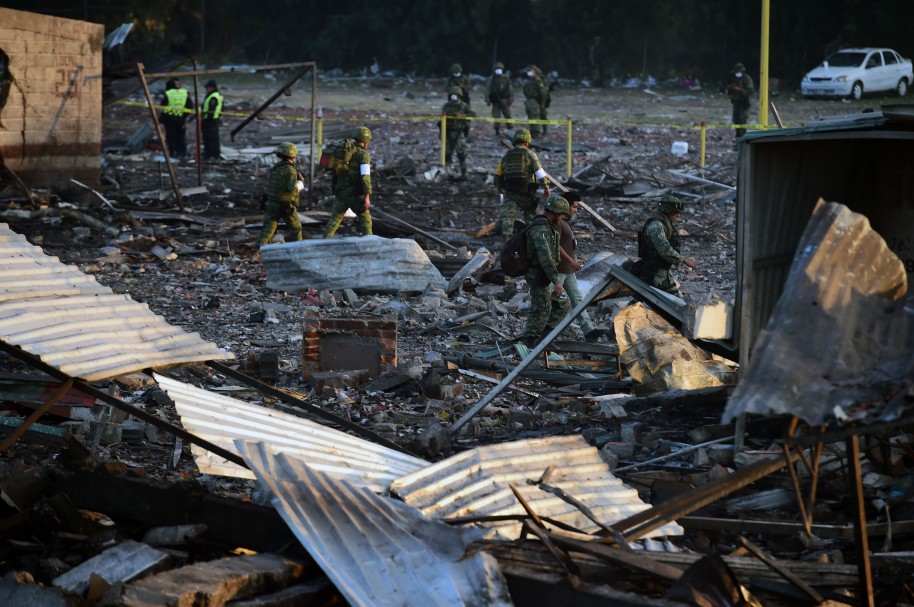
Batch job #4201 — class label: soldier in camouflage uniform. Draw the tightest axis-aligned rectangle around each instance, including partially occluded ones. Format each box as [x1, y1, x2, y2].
[257, 142, 304, 246]
[446, 63, 470, 104]
[727, 62, 754, 139]
[324, 126, 373, 237]
[522, 195, 571, 348]
[442, 86, 475, 177]
[633, 195, 697, 296]
[523, 65, 549, 139]
[494, 128, 550, 238]
[485, 62, 513, 136]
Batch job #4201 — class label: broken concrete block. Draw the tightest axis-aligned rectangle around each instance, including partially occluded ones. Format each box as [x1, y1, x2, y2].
[342, 288, 359, 305]
[262, 236, 447, 293]
[620, 421, 642, 443]
[52, 540, 171, 596]
[88, 421, 122, 446]
[121, 420, 146, 444]
[599, 446, 619, 471]
[603, 442, 636, 459]
[308, 369, 370, 391]
[119, 553, 306, 606]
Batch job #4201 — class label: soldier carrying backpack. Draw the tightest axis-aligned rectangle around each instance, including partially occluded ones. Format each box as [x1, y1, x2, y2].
[323, 126, 374, 238]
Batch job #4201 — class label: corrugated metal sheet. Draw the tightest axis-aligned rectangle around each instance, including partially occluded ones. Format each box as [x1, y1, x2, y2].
[236, 440, 514, 607]
[725, 202, 914, 425]
[0, 225, 232, 380]
[155, 374, 426, 491]
[391, 435, 683, 540]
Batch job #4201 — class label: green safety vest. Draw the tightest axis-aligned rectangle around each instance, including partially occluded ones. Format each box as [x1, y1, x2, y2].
[203, 90, 223, 119]
[164, 88, 188, 116]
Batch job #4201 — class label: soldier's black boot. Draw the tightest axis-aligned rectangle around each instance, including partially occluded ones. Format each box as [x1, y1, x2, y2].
[522, 335, 540, 349]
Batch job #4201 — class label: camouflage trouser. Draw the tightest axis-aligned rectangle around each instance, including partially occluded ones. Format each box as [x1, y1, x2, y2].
[445, 131, 468, 173]
[524, 98, 546, 138]
[323, 195, 372, 238]
[523, 278, 570, 340]
[499, 192, 537, 237]
[646, 267, 682, 297]
[558, 271, 595, 335]
[257, 200, 302, 245]
[732, 104, 750, 138]
[490, 101, 511, 133]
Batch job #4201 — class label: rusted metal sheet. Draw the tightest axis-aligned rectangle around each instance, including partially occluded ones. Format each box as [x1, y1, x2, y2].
[236, 440, 514, 607]
[155, 374, 426, 492]
[724, 201, 913, 426]
[391, 435, 683, 540]
[0, 225, 232, 380]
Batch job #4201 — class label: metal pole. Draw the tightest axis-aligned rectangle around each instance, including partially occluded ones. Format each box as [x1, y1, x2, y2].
[192, 59, 202, 185]
[135, 63, 184, 211]
[449, 272, 615, 436]
[308, 64, 317, 206]
[699, 121, 707, 178]
[759, 0, 770, 127]
[440, 113, 447, 167]
[847, 434, 875, 607]
[566, 115, 572, 177]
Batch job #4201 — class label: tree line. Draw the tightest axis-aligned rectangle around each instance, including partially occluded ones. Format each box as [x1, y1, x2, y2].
[9, 0, 914, 88]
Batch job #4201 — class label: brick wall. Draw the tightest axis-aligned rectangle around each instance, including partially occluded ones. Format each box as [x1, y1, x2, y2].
[302, 314, 397, 381]
[0, 8, 103, 187]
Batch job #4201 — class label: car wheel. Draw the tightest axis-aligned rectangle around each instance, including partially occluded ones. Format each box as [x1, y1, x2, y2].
[850, 81, 863, 100]
[897, 78, 908, 97]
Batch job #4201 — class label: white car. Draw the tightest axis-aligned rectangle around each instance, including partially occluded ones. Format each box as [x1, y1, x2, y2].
[801, 48, 913, 100]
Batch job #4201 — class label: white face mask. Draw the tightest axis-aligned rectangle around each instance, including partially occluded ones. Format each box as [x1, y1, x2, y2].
[734, 72, 743, 78]
[527, 71, 535, 78]
[452, 72, 460, 78]
[495, 68, 503, 75]
[450, 94, 458, 101]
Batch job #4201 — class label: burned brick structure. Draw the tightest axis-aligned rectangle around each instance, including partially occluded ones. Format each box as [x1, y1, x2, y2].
[0, 8, 103, 187]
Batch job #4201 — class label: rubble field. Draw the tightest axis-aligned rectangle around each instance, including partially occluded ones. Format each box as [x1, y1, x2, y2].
[2, 75, 912, 606]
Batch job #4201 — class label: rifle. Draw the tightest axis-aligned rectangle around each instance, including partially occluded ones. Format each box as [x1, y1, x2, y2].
[499, 138, 617, 235]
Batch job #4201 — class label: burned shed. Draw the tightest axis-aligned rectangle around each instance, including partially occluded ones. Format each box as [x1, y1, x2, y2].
[734, 106, 914, 366]
[0, 8, 103, 187]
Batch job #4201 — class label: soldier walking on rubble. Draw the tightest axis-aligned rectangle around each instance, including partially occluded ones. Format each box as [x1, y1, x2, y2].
[441, 86, 475, 178]
[632, 195, 697, 296]
[160, 79, 193, 159]
[257, 142, 304, 246]
[557, 191, 605, 342]
[324, 127, 374, 238]
[201, 80, 223, 161]
[521, 195, 571, 348]
[494, 128, 550, 238]
[446, 63, 470, 104]
[522, 66, 549, 139]
[727, 62, 754, 139]
[485, 62, 513, 137]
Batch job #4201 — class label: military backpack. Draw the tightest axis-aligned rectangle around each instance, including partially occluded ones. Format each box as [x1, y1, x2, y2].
[499, 220, 536, 277]
[319, 138, 356, 173]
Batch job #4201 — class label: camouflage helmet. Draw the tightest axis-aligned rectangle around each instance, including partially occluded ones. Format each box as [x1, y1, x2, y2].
[544, 195, 570, 215]
[660, 195, 685, 214]
[494, 62, 505, 70]
[353, 126, 372, 143]
[275, 142, 298, 159]
[732, 62, 746, 72]
[448, 86, 462, 96]
[451, 63, 463, 73]
[513, 128, 532, 144]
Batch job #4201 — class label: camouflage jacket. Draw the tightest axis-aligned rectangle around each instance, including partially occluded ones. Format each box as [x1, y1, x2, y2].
[446, 73, 470, 102]
[728, 74, 754, 108]
[638, 213, 683, 270]
[442, 99, 475, 134]
[485, 74, 513, 103]
[523, 77, 548, 104]
[340, 146, 372, 198]
[266, 160, 300, 205]
[526, 216, 561, 284]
